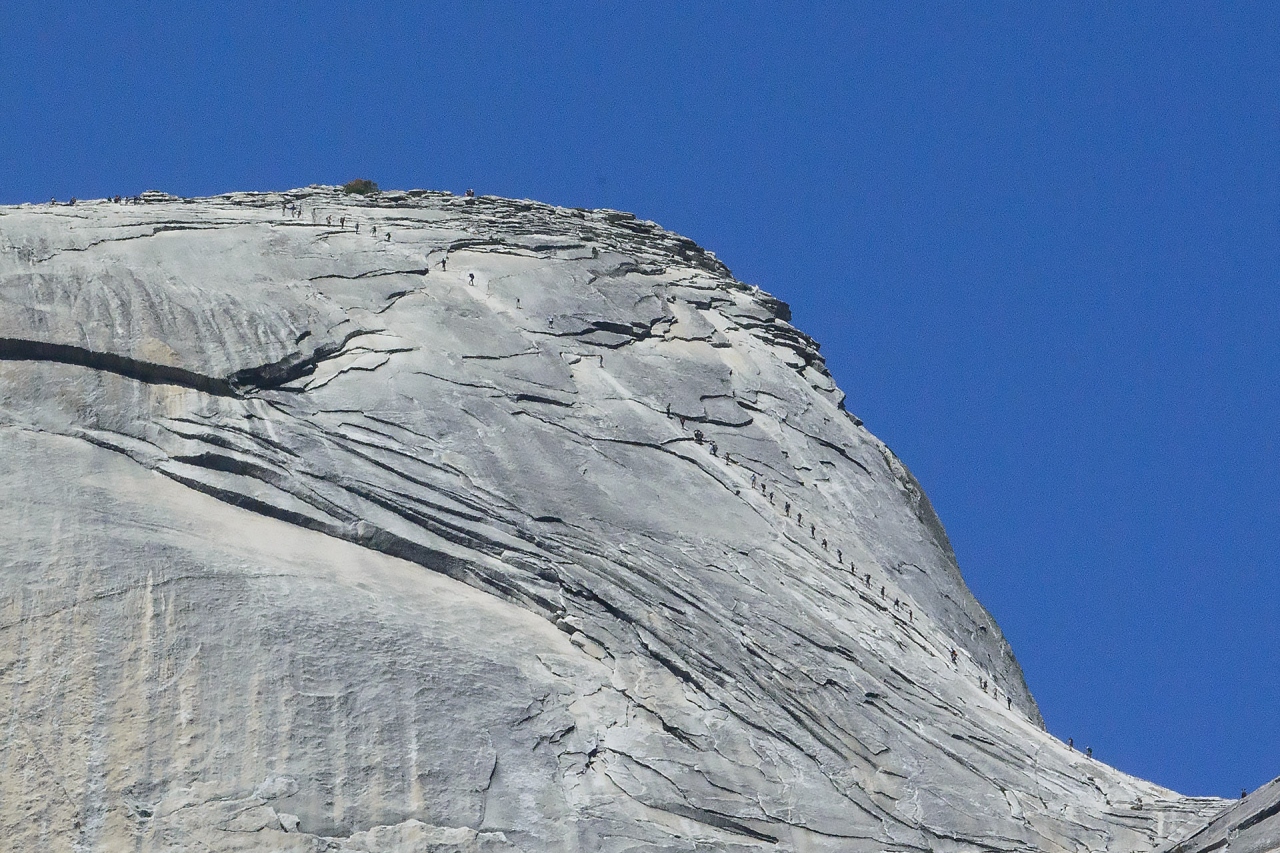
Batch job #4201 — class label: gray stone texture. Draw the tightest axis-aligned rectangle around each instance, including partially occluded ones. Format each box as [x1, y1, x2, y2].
[0, 188, 1239, 850]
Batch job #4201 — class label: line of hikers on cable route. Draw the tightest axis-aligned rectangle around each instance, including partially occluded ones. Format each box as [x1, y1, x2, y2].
[672, 408, 1033, 723]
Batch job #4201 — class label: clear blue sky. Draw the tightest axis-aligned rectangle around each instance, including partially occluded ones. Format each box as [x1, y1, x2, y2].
[3, 3, 1276, 798]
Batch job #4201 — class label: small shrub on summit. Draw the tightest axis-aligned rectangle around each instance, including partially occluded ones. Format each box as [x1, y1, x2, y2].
[342, 179, 379, 195]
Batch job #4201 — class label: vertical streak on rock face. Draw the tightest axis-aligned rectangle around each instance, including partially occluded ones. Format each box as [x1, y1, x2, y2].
[0, 189, 1236, 852]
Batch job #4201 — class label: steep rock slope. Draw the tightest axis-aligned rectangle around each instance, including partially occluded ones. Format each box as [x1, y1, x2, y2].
[1160, 777, 1280, 853]
[0, 188, 1228, 851]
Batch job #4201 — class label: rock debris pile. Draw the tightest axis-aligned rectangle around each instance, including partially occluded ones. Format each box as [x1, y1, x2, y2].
[0, 187, 1248, 851]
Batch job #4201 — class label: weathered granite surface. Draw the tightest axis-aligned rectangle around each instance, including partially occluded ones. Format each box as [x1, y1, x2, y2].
[0, 188, 1233, 851]
[1159, 776, 1280, 853]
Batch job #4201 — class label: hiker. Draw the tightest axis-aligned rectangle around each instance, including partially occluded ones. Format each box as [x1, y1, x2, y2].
[769, 492, 774, 504]
[709, 442, 718, 456]
[515, 298, 521, 308]
[1242, 789, 1248, 799]
[864, 573, 871, 588]
[980, 678, 987, 691]
[821, 538, 827, 549]
[893, 598, 900, 610]
[784, 501, 791, 516]
[797, 512, 803, 524]
[810, 523, 816, 537]
[441, 256, 447, 271]
[469, 273, 475, 285]
[355, 222, 360, 232]
[1086, 747, 1092, 759]
[327, 215, 332, 225]
[1068, 738, 1074, 750]
[466, 188, 475, 197]
[372, 225, 377, 235]
[339, 216, 346, 228]
[1007, 697, 1012, 710]
[950, 648, 958, 664]
[880, 586, 886, 597]
[386, 232, 391, 241]
[693, 430, 704, 444]
[837, 549, 843, 563]
[282, 201, 288, 214]
[751, 473, 757, 487]
[908, 609, 913, 622]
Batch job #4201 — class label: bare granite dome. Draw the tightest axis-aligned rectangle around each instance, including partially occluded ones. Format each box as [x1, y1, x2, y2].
[0, 188, 1238, 851]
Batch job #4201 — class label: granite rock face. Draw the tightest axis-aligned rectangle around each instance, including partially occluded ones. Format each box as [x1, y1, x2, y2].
[1159, 776, 1280, 853]
[0, 188, 1232, 851]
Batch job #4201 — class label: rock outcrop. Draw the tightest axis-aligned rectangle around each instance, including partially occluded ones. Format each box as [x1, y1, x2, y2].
[0, 188, 1236, 851]
[1160, 777, 1280, 853]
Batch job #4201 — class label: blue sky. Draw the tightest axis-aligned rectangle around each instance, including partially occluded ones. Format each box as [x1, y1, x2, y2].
[2, 3, 1276, 797]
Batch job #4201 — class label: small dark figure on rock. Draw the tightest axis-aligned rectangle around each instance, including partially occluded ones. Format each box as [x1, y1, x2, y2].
[469, 273, 475, 285]
[465, 188, 475, 197]
[1086, 747, 1092, 759]
[441, 257, 447, 271]
[950, 648, 958, 664]
[709, 442, 718, 456]
[693, 430, 704, 444]
[821, 538, 827, 550]
[784, 502, 791, 516]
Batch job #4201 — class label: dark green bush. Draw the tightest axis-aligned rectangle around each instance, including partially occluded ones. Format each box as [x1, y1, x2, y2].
[342, 179, 379, 195]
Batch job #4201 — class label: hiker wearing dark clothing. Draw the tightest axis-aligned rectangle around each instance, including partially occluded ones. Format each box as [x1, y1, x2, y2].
[1007, 697, 1012, 710]
[950, 648, 958, 664]
[810, 524, 815, 537]
[1086, 747, 1092, 759]
[469, 273, 475, 285]
[797, 512, 802, 524]
[693, 430, 704, 444]
[466, 188, 475, 197]
[340, 216, 346, 228]
[386, 233, 391, 241]
[709, 442, 718, 456]
[355, 222, 360, 232]
[372, 225, 378, 235]
[1068, 738, 1073, 750]
[441, 257, 447, 271]
[837, 549, 843, 563]
[880, 586, 885, 597]
[784, 502, 791, 516]
[821, 538, 827, 549]
[750, 473, 756, 487]
[864, 573, 870, 587]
